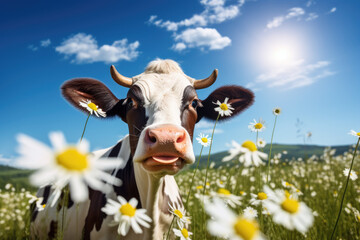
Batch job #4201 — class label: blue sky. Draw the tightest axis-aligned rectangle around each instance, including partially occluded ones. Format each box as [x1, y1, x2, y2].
[1, 0, 360, 165]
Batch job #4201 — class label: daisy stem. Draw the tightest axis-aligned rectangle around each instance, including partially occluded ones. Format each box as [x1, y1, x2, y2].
[165, 216, 175, 240]
[266, 115, 278, 183]
[330, 137, 360, 240]
[184, 146, 204, 209]
[80, 113, 91, 142]
[202, 114, 220, 195]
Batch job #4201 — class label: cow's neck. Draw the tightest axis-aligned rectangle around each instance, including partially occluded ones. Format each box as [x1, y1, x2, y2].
[133, 163, 179, 239]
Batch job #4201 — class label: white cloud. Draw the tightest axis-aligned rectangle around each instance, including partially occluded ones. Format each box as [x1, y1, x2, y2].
[55, 33, 140, 64]
[267, 7, 305, 29]
[201, 128, 224, 134]
[329, 7, 336, 13]
[196, 119, 216, 129]
[149, 0, 244, 32]
[0, 154, 11, 164]
[173, 27, 231, 51]
[306, 13, 318, 21]
[251, 59, 336, 90]
[28, 45, 38, 51]
[306, 0, 313, 7]
[40, 39, 51, 47]
[148, 0, 244, 52]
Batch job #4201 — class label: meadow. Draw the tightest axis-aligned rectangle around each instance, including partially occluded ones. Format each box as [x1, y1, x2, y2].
[0, 143, 359, 239]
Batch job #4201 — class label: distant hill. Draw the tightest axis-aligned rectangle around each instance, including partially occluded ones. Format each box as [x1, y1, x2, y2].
[0, 144, 353, 189]
[192, 143, 352, 168]
[0, 165, 35, 191]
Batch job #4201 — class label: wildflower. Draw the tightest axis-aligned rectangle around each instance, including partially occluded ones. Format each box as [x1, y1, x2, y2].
[257, 138, 266, 148]
[210, 188, 242, 208]
[214, 97, 234, 117]
[223, 140, 268, 167]
[349, 130, 360, 138]
[205, 198, 265, 240]
[5, 183, 11, 190]
[243, 206, 258, 220]
[272, 107, 281, 116]
[250, 192, 269, 206]
[263, 186, 314, 234]
[248, 119, 266, 132]
[216, 179, 226, 188]
[101, 196, 152, 236]
[196, 133, 212, 147]
[16, 132, 122, 203]
[79, 99, 106, 117]
[343, 168, 358, 181]
[169, 202, 191, 225]
[173, 222, 192, 240]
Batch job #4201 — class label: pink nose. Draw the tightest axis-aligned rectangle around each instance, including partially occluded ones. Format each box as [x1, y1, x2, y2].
[145, 125, 187, 153]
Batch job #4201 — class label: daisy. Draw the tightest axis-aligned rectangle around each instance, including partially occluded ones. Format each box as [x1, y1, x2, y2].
[101, 196, 152, 236]
[349, 130, 360, 138]
[16, 132, 123, 203]
[205, 198, 265, 240]
[196, 133, 212, 147]
[173, 222, 193, 240]
[168, 202, 191, 225]
[250, 192, 269, 206]
[272, 107, 282, 116]
[79, 99, 106, 117]
[243, 206, 258, 220]
[223, 140, 268, 167]
[210, 188, 242, 208]
[256, 138, 266, 148]
[248, 119, 266, 132]
[343, 168, 358, 181]
[214, 97, 234, 117]
[263, 186, 314, 234]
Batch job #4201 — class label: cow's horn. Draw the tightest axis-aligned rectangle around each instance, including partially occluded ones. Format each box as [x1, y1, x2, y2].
[193, 69, 218, 89]
[110, 65, 132, 88]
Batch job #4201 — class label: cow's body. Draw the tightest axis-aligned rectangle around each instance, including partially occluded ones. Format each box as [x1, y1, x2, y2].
[30, 59, 254, 239]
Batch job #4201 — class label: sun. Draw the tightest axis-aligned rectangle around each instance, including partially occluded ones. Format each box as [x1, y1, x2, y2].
[251, 31, 305, 70]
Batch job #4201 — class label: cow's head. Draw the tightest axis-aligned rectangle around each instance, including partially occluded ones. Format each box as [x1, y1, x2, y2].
[61, 59, 254, 176]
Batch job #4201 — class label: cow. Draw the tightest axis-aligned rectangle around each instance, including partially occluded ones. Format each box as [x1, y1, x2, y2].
[30, 59, 254, 239]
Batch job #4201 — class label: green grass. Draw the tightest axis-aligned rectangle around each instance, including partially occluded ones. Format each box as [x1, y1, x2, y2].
[0, 144, 359, 239]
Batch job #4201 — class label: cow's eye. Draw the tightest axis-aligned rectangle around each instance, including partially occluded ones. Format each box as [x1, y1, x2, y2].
[191, 100, 198, 109]
[127, 98, 134, 108]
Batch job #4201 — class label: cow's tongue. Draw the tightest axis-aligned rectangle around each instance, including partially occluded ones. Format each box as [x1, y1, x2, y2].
[151, 156, 179, 164]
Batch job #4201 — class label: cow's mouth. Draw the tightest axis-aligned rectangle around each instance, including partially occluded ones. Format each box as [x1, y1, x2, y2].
[142, 156, 185, 173]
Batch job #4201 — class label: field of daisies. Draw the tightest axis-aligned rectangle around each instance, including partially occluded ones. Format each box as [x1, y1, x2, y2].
[0, 99, 360, 240]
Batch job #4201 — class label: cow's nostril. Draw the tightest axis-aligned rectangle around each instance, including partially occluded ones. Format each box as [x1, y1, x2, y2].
[149, 135, 157, 143]
[147, 130, 157, 144]
[176, 132, 186, 143]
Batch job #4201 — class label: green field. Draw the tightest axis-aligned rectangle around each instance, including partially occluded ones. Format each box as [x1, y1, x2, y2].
[0, 143, 359, 239]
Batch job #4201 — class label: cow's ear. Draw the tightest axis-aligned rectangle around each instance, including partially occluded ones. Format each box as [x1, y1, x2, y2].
[197, 85, 254, 121]
[61, 78, 126, 120]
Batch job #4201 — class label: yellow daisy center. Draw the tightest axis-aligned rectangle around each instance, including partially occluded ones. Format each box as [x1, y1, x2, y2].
[242, 141, 257, 152]
[206, 182, 210, 186]
[196, 185, 203, 190]
[56, 148, 88, 171]
[257, 192, 267, 200]
[181, 228, 189, 238]
[201, 137, 208, 143]
[87, 102, 98, 111]
[42, 204, 46, 208]
[233, 218, 258, 240]
[220, 103, 228, 111]
[357, 215, 360, 222]
[218, 188, 231, 195]
[357, 132, 360, 136]
[219, 180, 223, 184]
[281, 198, 300, 214]
[254, 123, 263, 129]
[240, 191, 245, 195]
[174, 209, 183, 219]
[119, 203, 136, 217]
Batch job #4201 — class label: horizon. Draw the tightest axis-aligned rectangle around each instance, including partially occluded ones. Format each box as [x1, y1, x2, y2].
[1, 0, 360, 166]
